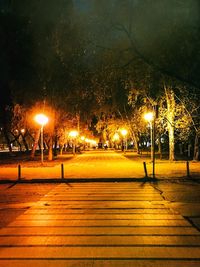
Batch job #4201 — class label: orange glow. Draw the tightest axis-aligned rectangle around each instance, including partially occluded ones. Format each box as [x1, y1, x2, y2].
[144, 112, 154, 122]
[34, 114, 49, 126]
[120, 129, 128, 136]
[113, 133, 120, 141]
[69, 130, 79, 138]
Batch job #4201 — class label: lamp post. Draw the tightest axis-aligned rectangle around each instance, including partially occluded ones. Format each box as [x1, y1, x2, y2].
[112, 133, 120, 150]
[144, 112, 154, 161]
[144, 111, 155, 178]
[120, 129, 128, 154]
[69, 130, 79, 155]
[34, 114, 49, 164]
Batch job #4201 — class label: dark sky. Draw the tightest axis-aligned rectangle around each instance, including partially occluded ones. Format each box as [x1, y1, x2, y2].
[1, 0, 200, 106]
[73, 0, 92, 12]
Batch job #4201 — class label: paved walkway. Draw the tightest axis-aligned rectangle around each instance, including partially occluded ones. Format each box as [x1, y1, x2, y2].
[0, 150, 199, 180]
[0, 182, 200, 266]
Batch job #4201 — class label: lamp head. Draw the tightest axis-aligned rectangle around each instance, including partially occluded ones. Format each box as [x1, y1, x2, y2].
[35, 114, 48, 126]
[120, 129, 128, 136]
[69, 130, 79, 138]
[144, 112, 154, 122]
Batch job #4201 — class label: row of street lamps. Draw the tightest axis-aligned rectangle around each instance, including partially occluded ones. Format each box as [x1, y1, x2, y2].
[111, 112, 156, 177]
[34, 114, 97, 163]
[144, 111, 156, 178]
[34, 113, 49, 165]
[34, 111, 156, 177]
[112, 129, 128, 153]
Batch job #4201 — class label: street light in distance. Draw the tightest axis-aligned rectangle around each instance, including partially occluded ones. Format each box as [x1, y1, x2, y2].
[144, 111, 155, 178]
[69, 130, 79, 155]
[34, 113, 49, 164]
[120, 128, 128, 153]
[144, 112, 154, 123]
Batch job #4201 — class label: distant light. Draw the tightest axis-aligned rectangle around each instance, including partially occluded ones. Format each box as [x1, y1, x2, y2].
[120, 129, 128, 136]
[21, 129, 25, 133]
[80, 136, 85, 141]
[35, 114, 48, 126]
[113, 133, 120, 141]
[144, 112, 154, 122]
[69, 130, 79, 138]
[161, 137, 165, 143]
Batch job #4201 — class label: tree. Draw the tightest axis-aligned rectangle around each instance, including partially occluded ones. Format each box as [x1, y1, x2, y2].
[157, 85, 193, 160]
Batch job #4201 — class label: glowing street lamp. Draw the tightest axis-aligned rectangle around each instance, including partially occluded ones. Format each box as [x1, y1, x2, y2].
[144, 112, 154, 123]
[113, 133, 120, 142]
[69, 130, 79, 155]
[80, 136, 85, 141]
[69, 130, 79, 138]
[34, 114, 49, 164]
[144, 111, 155, 178]
[121, 129, 128, 137]
[120, 129, 128, 153]
[144, 112, 154, 161]
[112, 133, 120, 150]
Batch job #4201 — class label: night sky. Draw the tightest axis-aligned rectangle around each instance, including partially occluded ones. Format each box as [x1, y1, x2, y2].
[0, 0, 200, 106]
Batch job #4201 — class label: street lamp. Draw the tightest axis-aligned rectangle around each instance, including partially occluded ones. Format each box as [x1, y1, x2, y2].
[120, 129, 128, 153]
[21, 128, 25, 134]
[69, 130, 79, 155]
[112, 133, 120, 150]
[80, 136, 85, 141]
[144, 112, 154, 160]
[144, 111, 155, 178]
[113, 133, 120, 141]
[34, 113, 49, 164]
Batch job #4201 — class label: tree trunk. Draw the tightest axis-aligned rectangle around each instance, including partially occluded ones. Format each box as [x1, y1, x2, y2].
[21, 134, 29, 152]
[158, 135, 162, 159]
[193, 133, 199, 161]
[168, 122, 175, 161]
[130, 130, 140, 154]
[165, 87, 175, 161]
[48, 135, 53, 161]
[10, 133, 22, 151]
[30, 129, 40, 159]
[3, 128, 12, 153]
[60, 145, 63, 155]
[53, 135, 58, 156]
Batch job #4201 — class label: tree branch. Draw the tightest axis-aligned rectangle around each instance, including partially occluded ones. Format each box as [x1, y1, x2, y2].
[116, 23, 200, 88]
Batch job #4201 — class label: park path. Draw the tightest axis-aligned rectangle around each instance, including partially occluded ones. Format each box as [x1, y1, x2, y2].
[0, 150, 144, 180]
[0, 150, 199, 181]
[0, 182, 200, 266]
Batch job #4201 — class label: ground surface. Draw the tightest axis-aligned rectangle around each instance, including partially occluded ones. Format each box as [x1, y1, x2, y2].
[0, 150, 199, 180]
[0, 150, 200, 266]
